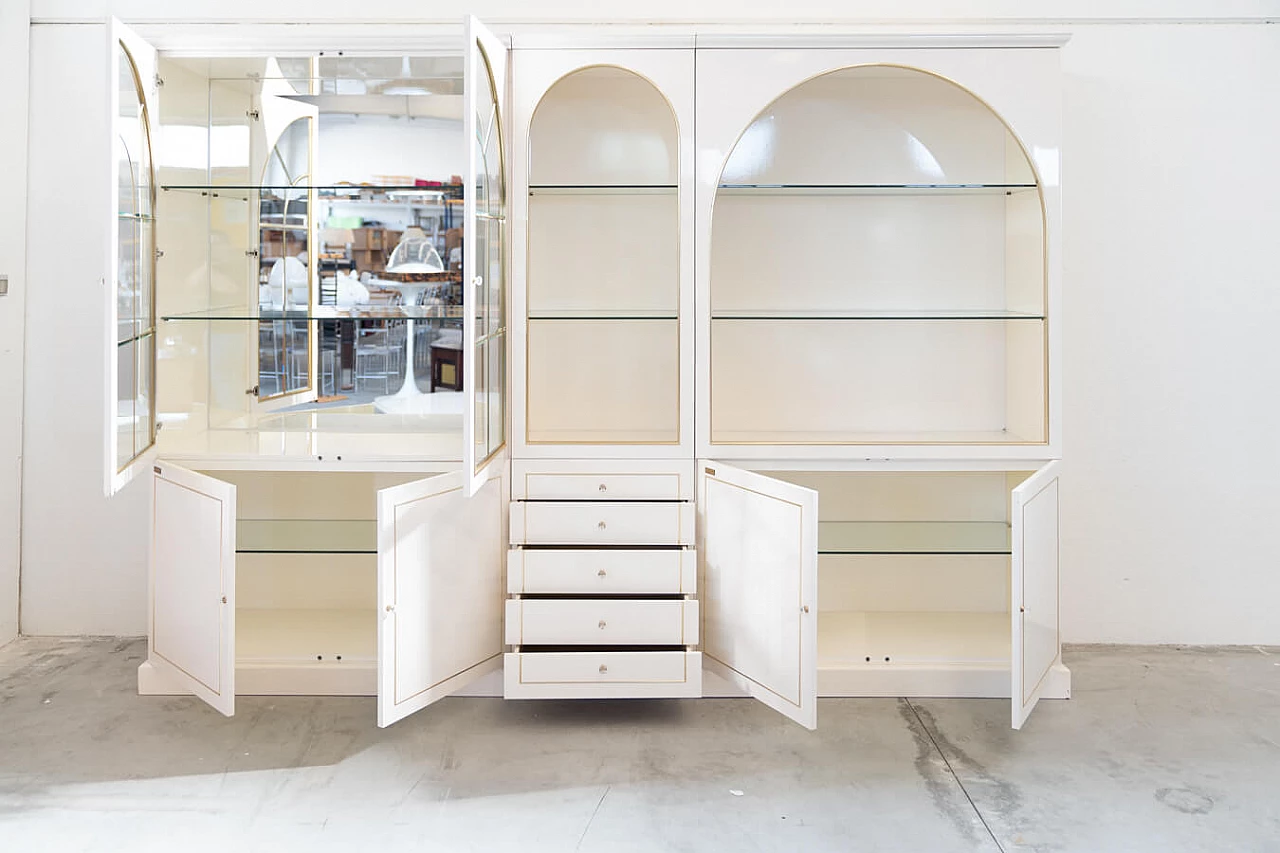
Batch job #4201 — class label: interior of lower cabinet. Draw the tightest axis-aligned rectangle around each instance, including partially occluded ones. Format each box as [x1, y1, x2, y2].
[525, 66, 681, 444]
[200, 470, 421, 692]
[766, 470, 1034, 695]
[710, 65, 1047, 446]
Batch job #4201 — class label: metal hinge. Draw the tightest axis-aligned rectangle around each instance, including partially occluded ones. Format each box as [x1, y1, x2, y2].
[245, 249, 259, 258]
[247, 109, 260, 121]
[154, 248, 165, 260]
[154, 73, 165, 89]
[246, 385, 259, 397]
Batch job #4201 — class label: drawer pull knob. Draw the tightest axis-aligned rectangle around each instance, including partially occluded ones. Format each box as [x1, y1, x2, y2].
[597, 569, 607, 578]
[597, 521, 607, 530]
[599, 664, 608, 674]
[598, 620, 607, 629]
[598, 483, 608, 492]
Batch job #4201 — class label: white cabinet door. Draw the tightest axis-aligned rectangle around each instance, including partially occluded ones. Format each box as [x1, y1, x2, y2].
[376, 470, 504, 727]
[463, 16, 510, 496]
[699, 460, 818, 729]
[1011, 461, 1061, 729]
[150, 463, 236, 716]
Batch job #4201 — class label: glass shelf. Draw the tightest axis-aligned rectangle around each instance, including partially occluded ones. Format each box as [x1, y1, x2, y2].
[819, 521, 1011, 555]
[717, 183, 1036, 196]
[528, 310, 678, 321]
[162, 305, 465, 322]
[529, 185, 677, 196]
[712, 310, 1044, 321]
[162, 184, 461, 194]
[237, 519, 376, 554]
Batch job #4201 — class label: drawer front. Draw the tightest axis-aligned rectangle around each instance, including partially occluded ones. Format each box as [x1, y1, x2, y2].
[509, 501, 694, 546]
[503, 651, 703, 699]
[505, 599, 699, 646]
[507, 549, 697, 594]
[522, 472, 686, 502]
[515, 650, 693, 684]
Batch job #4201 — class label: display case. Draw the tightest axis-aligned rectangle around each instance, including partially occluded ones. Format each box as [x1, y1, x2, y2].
[695, 46, 1061, 462]
[511, 48, 695, 458]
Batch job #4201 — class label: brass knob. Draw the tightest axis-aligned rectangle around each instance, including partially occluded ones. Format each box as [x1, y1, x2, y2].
[598, 620, 607, 629]
[598, 483, 608, 492]
[386, 604, 395, 612]
[597, 569, 607, 578]
[599, 664, 608, 674]
[597, 521, 607, 530]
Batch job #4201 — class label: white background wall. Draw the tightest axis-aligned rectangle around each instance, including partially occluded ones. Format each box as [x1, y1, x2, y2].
[0, 0, 31, 645]
[17, 2, 1280, 643]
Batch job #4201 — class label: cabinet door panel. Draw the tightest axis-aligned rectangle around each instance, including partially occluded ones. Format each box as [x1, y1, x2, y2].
[376, 471, 503, 727]
[1011, 461, 1061, 729]
[150, 462, 235, 716]
[464, 16, 509, 494]
[699, 460, 818, 729]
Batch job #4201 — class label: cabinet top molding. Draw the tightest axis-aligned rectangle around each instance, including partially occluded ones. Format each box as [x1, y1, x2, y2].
[510, 33, 1071, 50]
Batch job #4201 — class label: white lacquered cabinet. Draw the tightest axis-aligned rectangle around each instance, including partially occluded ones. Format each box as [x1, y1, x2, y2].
[115, 24, 1069, 732]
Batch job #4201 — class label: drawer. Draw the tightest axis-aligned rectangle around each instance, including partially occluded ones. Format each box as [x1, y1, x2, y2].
[505, 599, 699, 646]
[507, 549, 697, 595]
[520, 472, 687, 501]
[504, 651, 703, 699]
[509, 501, 694, 546]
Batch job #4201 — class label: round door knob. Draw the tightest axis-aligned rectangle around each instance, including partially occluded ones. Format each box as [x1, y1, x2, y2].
[598, 483, 608, 492]
[597, 569, 607, 578]
[598, 620, 607, 629]
[597, 521, 607, 530]
[599, 664, 608, 674]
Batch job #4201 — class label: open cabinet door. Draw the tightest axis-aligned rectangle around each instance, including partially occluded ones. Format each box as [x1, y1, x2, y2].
[248, 59, 318, 413]
[107, 19, 160, 496]
[1011, 461, 1061, 729]
[150, 463, 236, 716]
[699, 461, 819, 729]
[462, 16, 510, 496]
[376, 469, 504, 727]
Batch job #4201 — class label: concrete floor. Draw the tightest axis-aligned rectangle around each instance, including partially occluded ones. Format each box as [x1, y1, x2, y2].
[0, 640, 1277, 852]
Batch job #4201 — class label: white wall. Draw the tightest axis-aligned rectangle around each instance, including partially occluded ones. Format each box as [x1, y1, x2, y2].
[22, 24, 150, 636]
[0, 0, 30, 645]
[17, 4, 1280, 643]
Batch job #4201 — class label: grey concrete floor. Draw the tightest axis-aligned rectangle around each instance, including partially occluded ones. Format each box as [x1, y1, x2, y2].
[1, 640, 1277, 853]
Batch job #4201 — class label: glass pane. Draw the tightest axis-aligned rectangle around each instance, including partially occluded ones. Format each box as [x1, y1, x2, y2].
[486, 333, 504, 461]
[138, 214, 154, 331]
[472, 340, 488, 459]
[485, 217, 503, 338]
[135, 332, 154, 456]
[117, 213, 139, 343]
[471, 215, 488, 329]
[283, 319, 311, 394]
[116, 339, 136, 471]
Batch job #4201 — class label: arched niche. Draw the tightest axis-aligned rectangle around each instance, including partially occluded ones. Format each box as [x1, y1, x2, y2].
[710, 65, 1046, 445]
[525, 66, 681, 445]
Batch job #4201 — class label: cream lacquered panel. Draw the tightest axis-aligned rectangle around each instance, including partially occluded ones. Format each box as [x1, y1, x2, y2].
[527, 191, 678, 315]
[503, 651, 702, 699]
[710, 318, 1045, 443]
[527, 319, 679, 444]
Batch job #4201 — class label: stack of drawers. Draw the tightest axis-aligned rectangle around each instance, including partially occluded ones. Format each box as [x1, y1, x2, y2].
[503, 462, 703, 698]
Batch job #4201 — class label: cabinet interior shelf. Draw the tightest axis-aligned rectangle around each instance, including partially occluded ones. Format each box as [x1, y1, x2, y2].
[819, 521, 1010, 555]
[717, 183, 1037, 196]
[237, 519, 376, 554]
[711, 310, 1044, 321]
[163, 184, 461, 194]
[818, 610, 1010, 667]
[528, 184, 677, 196]
[162, 305, 465, 322]
[237, 608, 376, 664]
